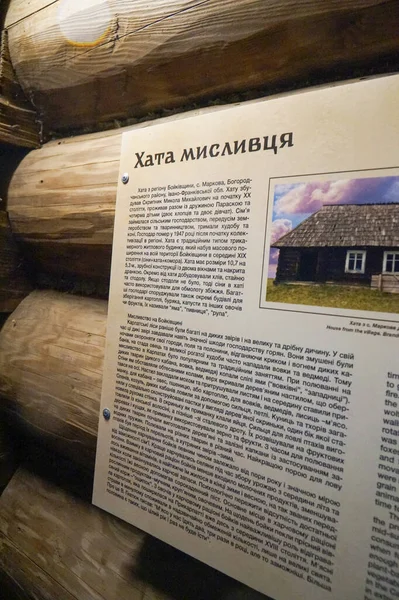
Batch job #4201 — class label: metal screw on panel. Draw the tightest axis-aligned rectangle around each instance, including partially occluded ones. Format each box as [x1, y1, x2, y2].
[103, 408, 111, 421]
[121, 173, 129, 184]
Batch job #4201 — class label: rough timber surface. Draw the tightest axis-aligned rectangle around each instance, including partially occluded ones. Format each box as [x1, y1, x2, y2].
[8, 129, 121, 245]
[7, 126, 122, 288]
[5, 0, 399, 133]
[6, 106, 229, 288]
[0, 291, 107, 469]
[0, 462, 268, 600]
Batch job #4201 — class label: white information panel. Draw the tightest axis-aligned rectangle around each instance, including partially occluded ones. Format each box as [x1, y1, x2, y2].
[93, 75, 399, 600]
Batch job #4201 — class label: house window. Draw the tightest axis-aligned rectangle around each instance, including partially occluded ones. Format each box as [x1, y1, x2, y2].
[383, 251, 399, 274]
[345, 250, 366, 274]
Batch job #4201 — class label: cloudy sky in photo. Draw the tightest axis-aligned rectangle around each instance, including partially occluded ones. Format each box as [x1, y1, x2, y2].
[268, 175, 399, 278]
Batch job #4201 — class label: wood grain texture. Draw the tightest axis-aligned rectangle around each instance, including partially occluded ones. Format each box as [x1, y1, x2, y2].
[5, 0, 399, 133]
[8, 128, 122, 247]
[5, 0, 57, 27]
[7, 127, 121, 286]
[0, 535, 77, 600]
[0, 467, 146, 600]
[0, 30, 40, 147]
[7, 106, 227, 284]
[0, 466, 267, 600]
[0, 291, 107, 469]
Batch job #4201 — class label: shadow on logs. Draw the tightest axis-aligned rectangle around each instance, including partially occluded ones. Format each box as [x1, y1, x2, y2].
[0, 446, 271, 600]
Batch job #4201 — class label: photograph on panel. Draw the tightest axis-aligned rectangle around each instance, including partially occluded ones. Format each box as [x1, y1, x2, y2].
[264, 173, 399, 315]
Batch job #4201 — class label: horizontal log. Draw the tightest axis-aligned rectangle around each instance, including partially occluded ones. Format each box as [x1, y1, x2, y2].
[0, 466, 148, 600]
[8, 109, 221, 285]
[0, 462, 266, 600]
[0, 140, 33, 309]
[5, 0, 399, 133]
[0, 291, 106, 469]
[7, 124, 123, 286]
[8, 128, 121, 246]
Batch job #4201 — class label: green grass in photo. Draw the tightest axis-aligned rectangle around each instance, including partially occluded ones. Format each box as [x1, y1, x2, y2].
[266, 280, 399, 314]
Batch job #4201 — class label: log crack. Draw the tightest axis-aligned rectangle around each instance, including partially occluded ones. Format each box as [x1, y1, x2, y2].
[77, 0, 212, 59]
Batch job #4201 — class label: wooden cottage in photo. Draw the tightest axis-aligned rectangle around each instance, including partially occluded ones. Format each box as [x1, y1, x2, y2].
[272, 203, 399, 292]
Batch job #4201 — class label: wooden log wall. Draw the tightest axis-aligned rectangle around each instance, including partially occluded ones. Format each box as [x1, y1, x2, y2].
[1, 1, 399, 599]
[0, 291, 106, 470]
[4, 0, 399, 135]
[0, 421, 17, 494]
[0, 212, 32, 312]
[7, 111, 218, 291]
[0, 463, 266, 600]
[0, 5, 38, 313]
[7, 127, 123, 290]
[0, 465, 149, 600]
[4, 0, 399, 289]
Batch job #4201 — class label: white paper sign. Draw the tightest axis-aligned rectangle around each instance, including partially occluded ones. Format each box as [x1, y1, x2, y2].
[93, 75, 399, 600]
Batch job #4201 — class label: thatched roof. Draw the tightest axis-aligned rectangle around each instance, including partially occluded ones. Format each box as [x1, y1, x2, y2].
[272, 204, 399, 248]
